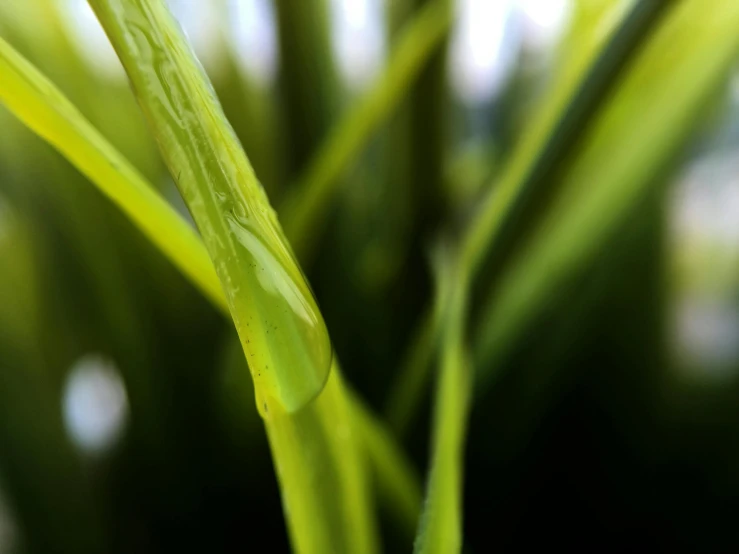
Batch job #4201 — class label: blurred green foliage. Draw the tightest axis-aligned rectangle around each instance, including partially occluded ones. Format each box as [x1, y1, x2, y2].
[0, 0, 739, 552]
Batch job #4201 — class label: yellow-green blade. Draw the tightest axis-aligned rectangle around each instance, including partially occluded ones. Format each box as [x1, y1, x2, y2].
[473, 0, 739, 388]
[414, 247, 471, 554]
[0, 34, 224, 313]
[88, 0, 330, 413]
[265, 360, 379, 554]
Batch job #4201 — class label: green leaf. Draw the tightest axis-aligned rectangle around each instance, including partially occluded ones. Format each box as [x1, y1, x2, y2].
[88, 0, 330, 414]
[413, 245, 471, 554]
[279, 0, 453, 258]
[211, 0, 284, 200]
[472, 0, 739, 389]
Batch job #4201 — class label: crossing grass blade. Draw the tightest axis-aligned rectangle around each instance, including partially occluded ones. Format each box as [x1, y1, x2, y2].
[413, 245, 471, 554]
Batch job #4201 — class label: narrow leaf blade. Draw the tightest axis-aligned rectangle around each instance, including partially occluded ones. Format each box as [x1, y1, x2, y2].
[414, 248, 471, 554]
[279, 0, 452, 257]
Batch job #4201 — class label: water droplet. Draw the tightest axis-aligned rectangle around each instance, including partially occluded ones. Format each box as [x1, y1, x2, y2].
[226, 211, 332, 413]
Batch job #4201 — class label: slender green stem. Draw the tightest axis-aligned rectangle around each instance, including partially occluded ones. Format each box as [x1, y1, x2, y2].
[265, 361, 379, 554]
[413, 245, 471, 554]
[384, 306, 438, 436]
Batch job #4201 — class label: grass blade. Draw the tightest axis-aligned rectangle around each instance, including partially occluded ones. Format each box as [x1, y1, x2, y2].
[266, 361, 379, 553]
[472, 0, 739, 391]
[413, 246, 471, 554]
[279, 0, 452, 258]
[212, 0, 284, 200]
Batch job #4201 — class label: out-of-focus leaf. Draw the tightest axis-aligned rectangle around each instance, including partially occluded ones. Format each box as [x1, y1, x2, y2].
[279, 0, 453, 259]
[384, 307, 438, 435]
[349, 387, 423, 541]
[273, 0, 338, 177]
[0, 201, 36, 357]
[472, 0, 739, 390]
